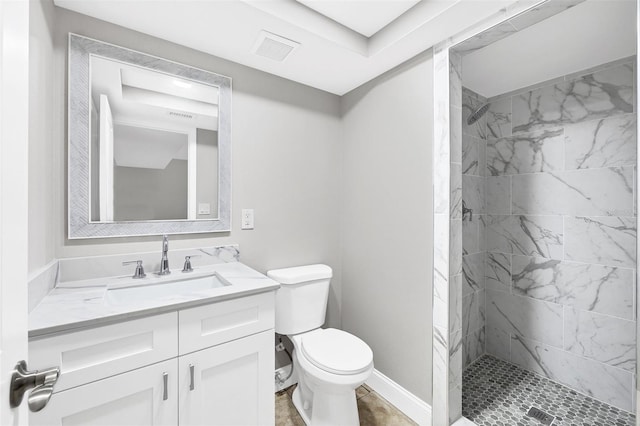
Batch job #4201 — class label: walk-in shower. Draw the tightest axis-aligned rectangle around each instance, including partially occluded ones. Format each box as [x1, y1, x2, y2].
[431, 0, 638, 425]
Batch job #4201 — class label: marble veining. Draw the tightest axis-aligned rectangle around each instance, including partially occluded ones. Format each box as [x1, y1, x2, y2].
[486, 128, 564, 176]
[462, 216, 480, 255]
[462, 253, 485, 296]
[450, 274, 462, 335]
[450, 328, 463, 389]
[485, 252, 511, 293]
[564, 307, 636, 372]
[462, 290, 485, 337]
[465, 57, 638, 419]
[512, 166, 634, 216]
[434, 213, 451, 331]
[564, 216, 636, 268]
[486, 97, 512, 139]
[451, 106, 463, 165]
[511, 255, 634, 319]
[454, 21, 517, 55]
[462, 327, 485, 369]
[451, 163, 463, 220]
[462, 134, 485, 176]
[485, 215, 563, 259]
[462, 175, 485, 215]
[564, 113, 637, 170]
[450, 219, 463, 277]
[512, 62, 634, 134]
[510, 335, 633, 412]
[486, 289, 563, 348]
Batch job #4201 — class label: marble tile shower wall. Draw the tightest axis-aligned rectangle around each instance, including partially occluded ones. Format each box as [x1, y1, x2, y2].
[465, 58, 637, 413]
[461, 88, 488, 372]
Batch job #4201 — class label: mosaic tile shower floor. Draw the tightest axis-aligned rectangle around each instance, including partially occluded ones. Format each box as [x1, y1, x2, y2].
[462, 355, 635, 426]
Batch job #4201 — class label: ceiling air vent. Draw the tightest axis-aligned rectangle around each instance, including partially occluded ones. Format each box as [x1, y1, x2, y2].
[252, 30, 300, 62]
[169, 111, 193, 119]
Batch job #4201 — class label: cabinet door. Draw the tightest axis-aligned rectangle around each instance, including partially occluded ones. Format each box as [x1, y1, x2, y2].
[30, 359, 178, 426]
[179, 330, 274, 426]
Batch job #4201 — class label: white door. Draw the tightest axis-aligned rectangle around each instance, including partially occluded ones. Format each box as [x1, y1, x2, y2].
[99, 94, 114, 222]
[30, 359, 179, 426]
[0, 0, 30, 424]
[178, 330, 274, 426]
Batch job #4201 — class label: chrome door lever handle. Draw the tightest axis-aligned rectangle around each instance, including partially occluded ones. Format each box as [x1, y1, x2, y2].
[10, 360, 60, 412]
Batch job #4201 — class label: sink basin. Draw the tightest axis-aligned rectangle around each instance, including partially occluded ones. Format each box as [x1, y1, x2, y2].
[105, 274, 229, 306]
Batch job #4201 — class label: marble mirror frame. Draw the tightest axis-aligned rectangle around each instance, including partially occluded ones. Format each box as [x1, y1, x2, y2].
[68, 34, 231, 239]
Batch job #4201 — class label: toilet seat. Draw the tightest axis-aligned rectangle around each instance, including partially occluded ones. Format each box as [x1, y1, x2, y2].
[300, 328, 373, 375]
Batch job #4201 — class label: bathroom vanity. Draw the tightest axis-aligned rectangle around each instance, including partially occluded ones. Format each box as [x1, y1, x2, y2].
[23, 34, 279, 425]
[27, 260, 278, 425]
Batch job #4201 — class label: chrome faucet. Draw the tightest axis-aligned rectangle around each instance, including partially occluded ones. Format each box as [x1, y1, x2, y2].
[159, 235, 171, 275]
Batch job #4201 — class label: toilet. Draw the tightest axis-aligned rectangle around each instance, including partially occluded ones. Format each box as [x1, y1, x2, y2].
[267, 264, 374, 426]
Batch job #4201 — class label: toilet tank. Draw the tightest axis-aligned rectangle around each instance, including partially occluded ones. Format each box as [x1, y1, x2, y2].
[267, 264, 332, 335]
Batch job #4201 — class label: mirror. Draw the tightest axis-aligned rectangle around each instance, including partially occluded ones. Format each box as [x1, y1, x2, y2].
[69, 34, 231, 238]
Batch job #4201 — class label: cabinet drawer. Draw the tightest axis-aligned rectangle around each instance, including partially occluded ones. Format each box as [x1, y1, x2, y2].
[179, 292, 274, 354]
[29, 312, 178, 392]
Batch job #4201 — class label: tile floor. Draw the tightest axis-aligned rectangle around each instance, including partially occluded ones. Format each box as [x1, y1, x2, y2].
[275, 383, 417, 426]
[462, 355, 636, 426]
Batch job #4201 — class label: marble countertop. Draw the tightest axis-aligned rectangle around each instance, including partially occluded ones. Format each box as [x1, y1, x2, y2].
[29, 262, 279, 338]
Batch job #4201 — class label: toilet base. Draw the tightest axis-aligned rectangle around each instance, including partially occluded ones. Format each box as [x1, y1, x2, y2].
[287, 331, 373, 426]
[292, 383, 359, 426]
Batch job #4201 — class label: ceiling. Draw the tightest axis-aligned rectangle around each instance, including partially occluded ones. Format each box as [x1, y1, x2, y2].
[462, 0, 636, 98]
[53, 0, 534, 95]
[295, 0, 421, 37]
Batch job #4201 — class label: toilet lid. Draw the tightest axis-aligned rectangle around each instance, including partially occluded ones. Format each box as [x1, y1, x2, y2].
[301, 328, 373, 375]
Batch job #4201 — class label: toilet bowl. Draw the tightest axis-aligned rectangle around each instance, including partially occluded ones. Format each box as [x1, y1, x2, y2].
[267, 265, 374, 426]
[289, 328, 374, 426]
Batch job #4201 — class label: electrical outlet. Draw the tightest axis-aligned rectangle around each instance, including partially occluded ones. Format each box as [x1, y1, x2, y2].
[241, 209, 254, 230]
[276, 342, 285, 352]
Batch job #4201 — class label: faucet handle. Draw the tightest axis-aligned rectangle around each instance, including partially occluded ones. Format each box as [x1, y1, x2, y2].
[182, 255, 201, 273]
[122, 260, 146, 279]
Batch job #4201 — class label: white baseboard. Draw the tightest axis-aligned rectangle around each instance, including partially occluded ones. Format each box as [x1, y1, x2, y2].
[366, 369, 432, 426]
[274, 365, 432, 425]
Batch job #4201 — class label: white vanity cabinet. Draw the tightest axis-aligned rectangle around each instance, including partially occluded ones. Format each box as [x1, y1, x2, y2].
[29, 291, 275, 426]
[30, 359, 179, 426]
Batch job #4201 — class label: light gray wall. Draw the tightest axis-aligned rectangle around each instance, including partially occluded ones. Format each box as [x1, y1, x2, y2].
[30, 2, 343, 329]
[340, 50, 434, 403]
[114, 160, 188, 221]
